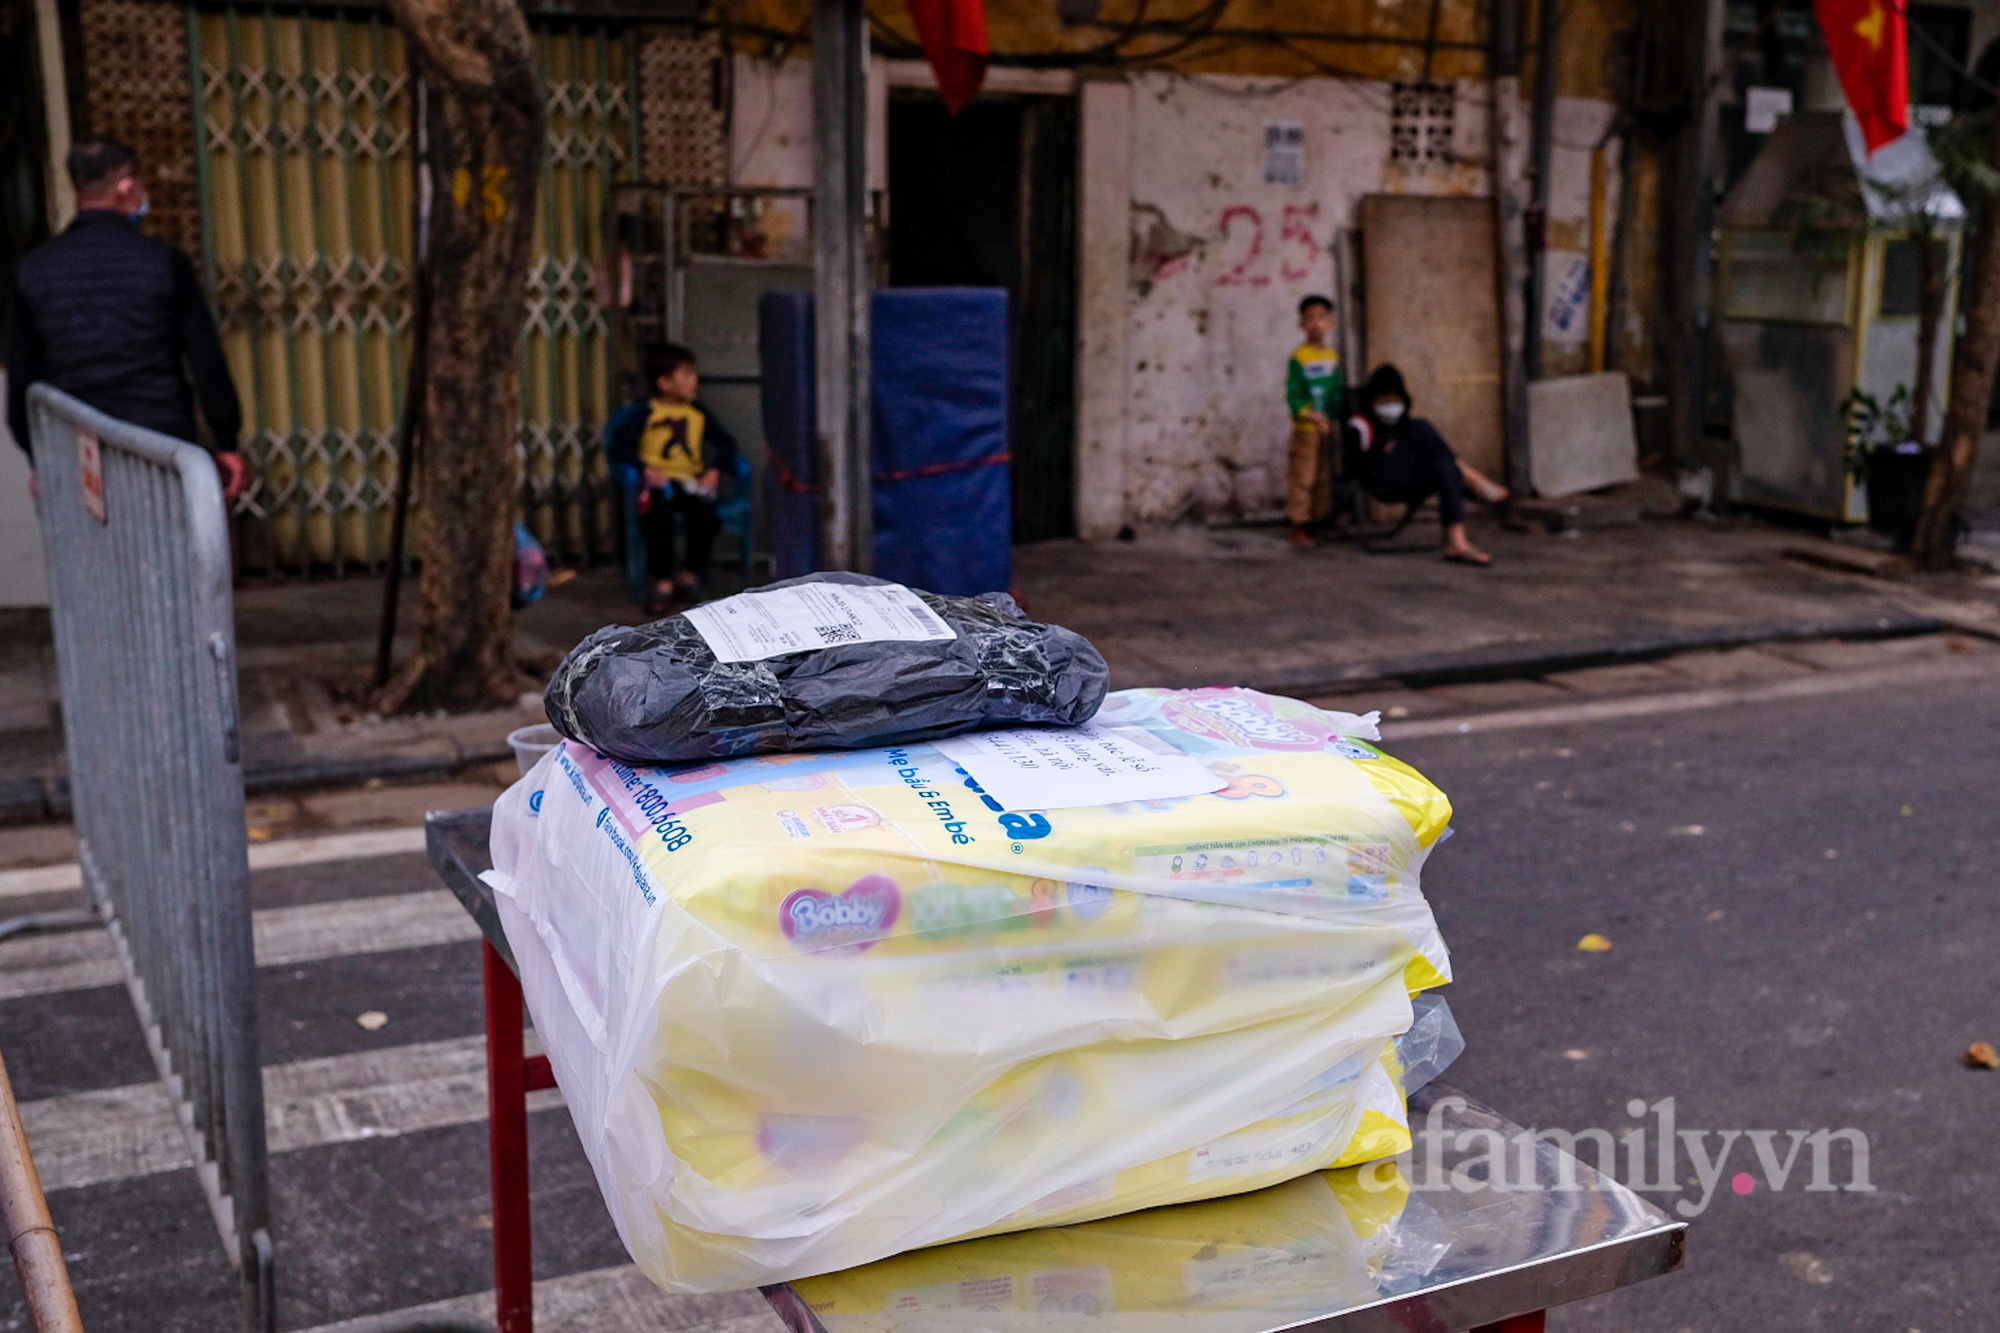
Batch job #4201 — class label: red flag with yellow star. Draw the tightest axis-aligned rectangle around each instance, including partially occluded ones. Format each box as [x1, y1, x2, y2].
[1814, 0, 1909, 153]
[906, 0, 989, 114]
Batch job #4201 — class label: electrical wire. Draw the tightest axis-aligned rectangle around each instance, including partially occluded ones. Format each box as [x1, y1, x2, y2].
[1246, 38, 1403, 113]
[1104, 0, 1235, 70]
[874, 0, 1209, 73]
[1167, 71, 1319, 100]
[865, 8, 925, 59]
[995, 0, 1508, 73]
[712, 0, 1634, 126]
[968, 0, 1182, 71]
[711, 15, 810, 58]
[1070, 18, 1489, 55]
[1061, 0, 1163, 65]
[1889, 0, 1999, 99]
[715, 0, 1558, 89]
[1421, 0, 1444, 81]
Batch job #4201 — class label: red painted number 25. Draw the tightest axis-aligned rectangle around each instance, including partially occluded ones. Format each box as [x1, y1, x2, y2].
[1216, 202, 1321, 288]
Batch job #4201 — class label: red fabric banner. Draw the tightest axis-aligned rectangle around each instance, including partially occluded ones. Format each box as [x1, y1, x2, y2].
[906, 0, 989, 114]
[1814, 0, 1909, 153]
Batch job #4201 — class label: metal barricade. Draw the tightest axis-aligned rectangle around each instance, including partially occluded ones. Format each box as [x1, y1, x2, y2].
[27, 385, 274, 1332]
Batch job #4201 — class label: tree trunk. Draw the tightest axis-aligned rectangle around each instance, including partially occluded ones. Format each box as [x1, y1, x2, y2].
[1909, 231, 1944, 444]
[382, 0, 542, 711]
[1912, 121, 2000, 572]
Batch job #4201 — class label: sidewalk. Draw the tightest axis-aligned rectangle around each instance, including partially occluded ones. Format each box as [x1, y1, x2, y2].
[0, 571, 645, 821]
[0, 506, 1993, 822]
[1018, 510, 2000, 692]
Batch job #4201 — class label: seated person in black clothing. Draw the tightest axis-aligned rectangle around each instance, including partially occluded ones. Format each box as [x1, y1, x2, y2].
[1344, 363, 1509, 565]
[607, 343, 739, 613]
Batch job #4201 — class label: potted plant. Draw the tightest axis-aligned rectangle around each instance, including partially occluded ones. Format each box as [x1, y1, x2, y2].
[1842, 384, 1931, 548]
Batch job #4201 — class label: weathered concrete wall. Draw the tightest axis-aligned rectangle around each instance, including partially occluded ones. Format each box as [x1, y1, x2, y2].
[1122, 73, 1401, 524]
[718, 0, 1644, 530]
[731, 52, 814, 188]
[1118, 74, 1620, 524]
[1538, 95, 1622, 380]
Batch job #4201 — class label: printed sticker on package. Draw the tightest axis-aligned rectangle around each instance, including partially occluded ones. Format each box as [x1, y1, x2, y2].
[684, 582, 956, 663]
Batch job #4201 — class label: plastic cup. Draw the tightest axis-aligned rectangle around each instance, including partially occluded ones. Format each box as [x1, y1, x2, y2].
[507, 723, 563, 776]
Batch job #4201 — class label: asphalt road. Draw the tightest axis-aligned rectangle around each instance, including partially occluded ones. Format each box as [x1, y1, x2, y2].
[1398, 671, 2000, 1333]
[2, 668, 1995, 1331]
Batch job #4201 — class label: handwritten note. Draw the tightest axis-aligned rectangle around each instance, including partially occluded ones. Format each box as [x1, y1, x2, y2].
[934, 723, 1224, 811]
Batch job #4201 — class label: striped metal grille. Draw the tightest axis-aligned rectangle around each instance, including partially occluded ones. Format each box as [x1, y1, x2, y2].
[187, 7, 637, 572]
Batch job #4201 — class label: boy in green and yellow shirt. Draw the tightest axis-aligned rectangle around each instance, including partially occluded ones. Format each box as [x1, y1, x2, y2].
[1285, 294, 1345, 546]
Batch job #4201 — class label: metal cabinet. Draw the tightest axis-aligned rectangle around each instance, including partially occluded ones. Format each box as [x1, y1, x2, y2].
[1717, 112, 1963, 522]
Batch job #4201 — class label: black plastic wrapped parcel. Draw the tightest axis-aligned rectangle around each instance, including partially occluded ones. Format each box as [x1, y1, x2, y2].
[543, 573, 1110, 765]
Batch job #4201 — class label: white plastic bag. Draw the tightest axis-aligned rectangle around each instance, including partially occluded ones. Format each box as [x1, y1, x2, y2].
[487, 688, 1455, 1293]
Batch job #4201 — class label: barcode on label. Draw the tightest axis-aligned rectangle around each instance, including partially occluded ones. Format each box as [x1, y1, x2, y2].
[683, 582, 955, 663]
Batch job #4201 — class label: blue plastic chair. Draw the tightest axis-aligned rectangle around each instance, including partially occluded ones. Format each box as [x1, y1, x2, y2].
[603, 404, 755, 601]
[603, 402, 649, 599]
[714, 451, 756, 575]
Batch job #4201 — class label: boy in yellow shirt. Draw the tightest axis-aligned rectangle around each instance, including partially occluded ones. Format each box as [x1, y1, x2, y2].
[1285, 295, 1345, 547]
[609, 343, 739, 614]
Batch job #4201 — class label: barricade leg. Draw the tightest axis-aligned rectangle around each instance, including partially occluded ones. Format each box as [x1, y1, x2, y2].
[484, 941, 535, 1333]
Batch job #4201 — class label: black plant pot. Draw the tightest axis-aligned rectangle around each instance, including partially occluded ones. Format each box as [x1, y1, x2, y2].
[1863, 446, 1933, 549]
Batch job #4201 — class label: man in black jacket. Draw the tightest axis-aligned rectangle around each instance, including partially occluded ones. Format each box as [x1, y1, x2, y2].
[5, 138, 247, 500]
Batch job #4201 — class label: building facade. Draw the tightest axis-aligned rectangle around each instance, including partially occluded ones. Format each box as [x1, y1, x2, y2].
[16, 0, 730, 573]
[9, 0, 1997, 573]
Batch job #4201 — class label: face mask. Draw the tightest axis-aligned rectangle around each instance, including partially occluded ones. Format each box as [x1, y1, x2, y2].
[128, 198, 150, 227]
[1374, 400, 1406, 424]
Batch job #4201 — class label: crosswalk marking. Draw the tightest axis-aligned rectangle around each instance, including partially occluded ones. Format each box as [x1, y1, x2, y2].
[0, 860, 86, 902]
[0, 889, 481, 1001]
[241, 825, 432, 870]
[0, 824, 433, 902]
[0, 817, 770, 1333]
[295, 1264, 784, 1333]
[4, 816, 777, 1332]
[22, 1033, 558, 1193]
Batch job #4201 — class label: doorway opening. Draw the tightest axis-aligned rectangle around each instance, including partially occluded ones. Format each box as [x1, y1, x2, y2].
[0, 3, 50, 325]
[887, 91, 1077, 543]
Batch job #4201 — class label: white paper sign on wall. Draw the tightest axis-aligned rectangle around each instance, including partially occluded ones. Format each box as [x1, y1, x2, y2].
[1541, 250, 1592, 349]
[1745, 86, 1794, 135]
[1263, 121, 1304, 186]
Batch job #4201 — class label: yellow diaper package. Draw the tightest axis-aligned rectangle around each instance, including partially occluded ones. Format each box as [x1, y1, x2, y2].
[488, 688, 1455, 1293]
[781, 1162, 1412, 1333]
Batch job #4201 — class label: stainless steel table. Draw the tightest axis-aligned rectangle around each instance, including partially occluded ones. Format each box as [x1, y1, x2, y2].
[427, 808, 1686, 1333]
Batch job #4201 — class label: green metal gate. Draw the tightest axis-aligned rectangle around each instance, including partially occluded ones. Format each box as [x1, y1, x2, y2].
[189, 6, 631, 572]
[521, 22, 632, 567]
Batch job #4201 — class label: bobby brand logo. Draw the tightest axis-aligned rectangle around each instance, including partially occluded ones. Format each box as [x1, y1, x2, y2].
[1172, 692, 1319, 750]
[780, 875, 901, 952]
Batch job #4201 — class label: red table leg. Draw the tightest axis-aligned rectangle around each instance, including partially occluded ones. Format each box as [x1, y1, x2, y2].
[485, 940, 535, 1333]
[1471, 1314, 1547, 1333]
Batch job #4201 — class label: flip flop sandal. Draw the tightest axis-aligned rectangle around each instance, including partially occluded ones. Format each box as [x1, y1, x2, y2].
[1442, 551, 1492, 567]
